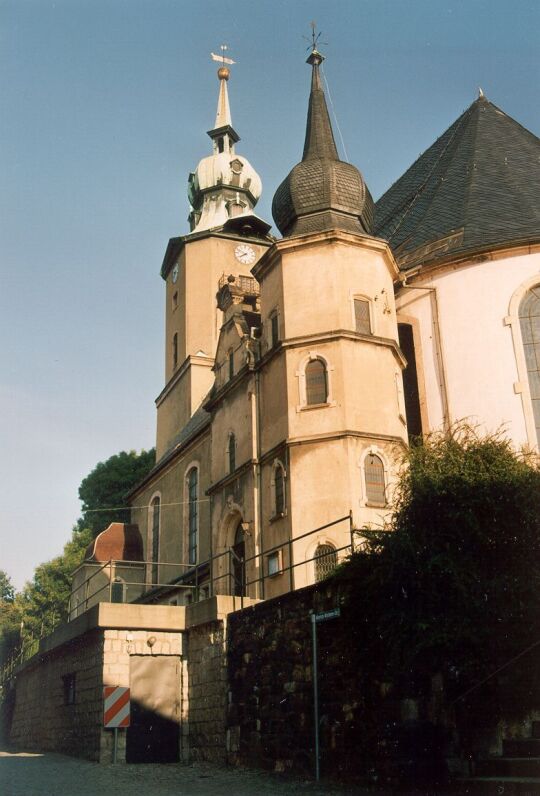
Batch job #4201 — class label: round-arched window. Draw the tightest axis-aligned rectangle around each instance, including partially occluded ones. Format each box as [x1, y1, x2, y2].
[314, 543, 337, 582]
[305, 359, 328, 405]
[519, 286, 540, 446]
[365, 454, 386, 504]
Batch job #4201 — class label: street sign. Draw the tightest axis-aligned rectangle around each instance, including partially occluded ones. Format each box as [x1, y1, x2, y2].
[313, 607, 341, 623]
[103, 686, 130, 728]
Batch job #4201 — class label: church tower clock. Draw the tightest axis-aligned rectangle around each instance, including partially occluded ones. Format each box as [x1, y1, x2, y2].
[156, 60, 272, 459]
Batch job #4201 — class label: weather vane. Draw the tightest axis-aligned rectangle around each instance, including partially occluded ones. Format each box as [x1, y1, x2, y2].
[210, 44, 236, 66]
[303, 21, 327, 53]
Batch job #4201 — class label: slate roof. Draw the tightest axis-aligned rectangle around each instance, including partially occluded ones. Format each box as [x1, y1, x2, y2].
[374, 96, 540, 270]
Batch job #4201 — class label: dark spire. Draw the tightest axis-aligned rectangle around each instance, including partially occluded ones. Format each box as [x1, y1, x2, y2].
[302, 50, 339, 161]
[272, 49, 373, 238]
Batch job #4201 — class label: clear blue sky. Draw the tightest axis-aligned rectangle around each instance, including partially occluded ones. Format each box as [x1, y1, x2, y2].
[1, 0, 539, 590]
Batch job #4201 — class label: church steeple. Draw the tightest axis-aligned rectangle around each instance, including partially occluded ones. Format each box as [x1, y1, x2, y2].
[302, 50, 339, 161]
[272, 47, 374, 238]
[187, 62, 262, 234]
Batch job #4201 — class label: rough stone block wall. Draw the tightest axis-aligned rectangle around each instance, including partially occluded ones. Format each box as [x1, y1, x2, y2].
[226, 583, 376, 778]
[9, 631, 105, 760]
[187, 620, 228, 763]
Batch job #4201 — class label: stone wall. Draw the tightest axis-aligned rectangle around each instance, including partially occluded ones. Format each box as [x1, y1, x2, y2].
[226, 582, 379, 778]
[9, 630, 105, 760]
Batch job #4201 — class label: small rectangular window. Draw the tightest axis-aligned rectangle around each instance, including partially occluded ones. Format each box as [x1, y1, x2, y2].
[173, 333, 178, 369]
[63, 673, 76, 705]
[228, 349, 234, 380]
[267, 550, 282, 577]
[354, 299, 371, 335]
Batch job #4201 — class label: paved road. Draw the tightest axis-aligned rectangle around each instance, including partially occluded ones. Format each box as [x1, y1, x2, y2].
[0, 749, 372, 796]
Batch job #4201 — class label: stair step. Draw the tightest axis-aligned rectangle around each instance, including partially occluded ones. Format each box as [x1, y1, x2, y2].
[458, 776, 540, 795]
[504, 738, 540, 757]
[476, 757, 540, 778]
[533, 721, 540, 739]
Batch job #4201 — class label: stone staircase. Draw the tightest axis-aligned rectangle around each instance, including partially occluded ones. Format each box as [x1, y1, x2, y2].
[459, 721, 540, 794]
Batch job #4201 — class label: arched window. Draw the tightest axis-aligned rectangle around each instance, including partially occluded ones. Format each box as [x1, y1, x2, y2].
[228, 433, 236, 474]
[314, 543, 337, 582]
[305, 358, 328, 405]
[519, 286, 540, 446]
[365, 453, 386, 504]
[150, 496, 160, 584]
[187, 468, 198, 565]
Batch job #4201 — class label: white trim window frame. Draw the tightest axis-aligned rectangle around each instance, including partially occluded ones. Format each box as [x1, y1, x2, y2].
[296, 351, 336, 411]
[359, 446, 389, 508]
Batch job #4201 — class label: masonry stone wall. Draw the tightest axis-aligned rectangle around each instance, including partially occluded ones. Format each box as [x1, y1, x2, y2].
[186, 619, 228, 763]
[9, 630, 105, 760]
[226, 582, 392, 779]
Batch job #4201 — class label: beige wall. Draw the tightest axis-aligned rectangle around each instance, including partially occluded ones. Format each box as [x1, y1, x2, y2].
[396, 248, 540, 448]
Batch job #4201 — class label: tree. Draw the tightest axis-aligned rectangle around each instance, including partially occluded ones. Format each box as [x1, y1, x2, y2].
[335, 425, 540, 727]
[0, 571, 19, 666]
[78, 448, 155, 538]
[0, 571, 15, 603]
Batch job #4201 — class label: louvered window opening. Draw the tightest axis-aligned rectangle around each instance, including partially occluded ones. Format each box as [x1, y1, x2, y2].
[314, 544, 337, 582]
[519, 287, 540, 447]
[354, 298, 371, 334]
[305, 359, 328, 405]
[275, 465, 285, 514]
[188, 468, 198, 565]
[365, 454, 386, 504]
[151, 497, 160, 584]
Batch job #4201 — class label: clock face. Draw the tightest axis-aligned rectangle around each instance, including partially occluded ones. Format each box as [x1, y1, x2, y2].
[234, 244, 256, 265]
[172, 263, 179, 283]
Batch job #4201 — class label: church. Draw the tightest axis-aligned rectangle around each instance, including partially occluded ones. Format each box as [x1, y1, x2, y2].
[121, 46, 540, 607]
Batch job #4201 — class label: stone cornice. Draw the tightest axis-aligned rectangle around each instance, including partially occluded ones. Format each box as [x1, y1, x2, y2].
[155, 354, 214, 408]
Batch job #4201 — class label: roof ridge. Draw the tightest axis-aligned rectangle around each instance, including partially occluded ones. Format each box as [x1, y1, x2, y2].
[460, 98, 484, 243]
[386, 102, 476, 244]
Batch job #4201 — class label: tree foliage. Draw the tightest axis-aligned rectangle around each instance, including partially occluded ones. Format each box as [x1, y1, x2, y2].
[78, 448, 155, 538]
[0, 449, 155, 666]
[335, 425, 540, 724]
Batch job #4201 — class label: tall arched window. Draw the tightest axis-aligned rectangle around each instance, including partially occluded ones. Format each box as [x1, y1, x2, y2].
[187, 468, 198, 565]
[314, 543, 337, 582]
[228, 433, 236, 474]
[519, 286, 540, 446]
[150, 496, 160, 584]
[274, 464, 285, 515]
[305, 358, 328, 405]
[365, 453, 386, 504]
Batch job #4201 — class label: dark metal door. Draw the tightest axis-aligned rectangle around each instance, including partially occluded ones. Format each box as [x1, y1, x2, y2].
[126, 655, 180, 763]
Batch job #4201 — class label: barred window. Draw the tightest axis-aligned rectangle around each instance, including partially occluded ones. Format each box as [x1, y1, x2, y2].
[354, 298, 371, 334]
[151, 496, 160, 584]
[274, 464, 285, 514]
[314, 544, 337, 582]
[188, 468, 198, 565]
[365, 454, 386, 504]
[519, 286, 540, 446]
[305, 359, 328, 405]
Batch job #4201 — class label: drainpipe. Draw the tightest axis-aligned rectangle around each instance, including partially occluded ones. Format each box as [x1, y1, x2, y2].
[252, 368, 265, 599]
[398, 280, 452, 431]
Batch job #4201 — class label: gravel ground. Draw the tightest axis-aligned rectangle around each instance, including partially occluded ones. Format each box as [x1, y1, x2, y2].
[0, 749, 376, 796]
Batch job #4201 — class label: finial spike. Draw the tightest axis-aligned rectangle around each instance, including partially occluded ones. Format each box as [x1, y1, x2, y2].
[478, 87, 485, 98]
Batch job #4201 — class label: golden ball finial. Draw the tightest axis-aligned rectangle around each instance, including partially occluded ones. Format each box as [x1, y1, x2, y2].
[217, 67, 230, 81]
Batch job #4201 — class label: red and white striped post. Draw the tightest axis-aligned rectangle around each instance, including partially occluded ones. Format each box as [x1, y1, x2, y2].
[103, 686, 130, 763]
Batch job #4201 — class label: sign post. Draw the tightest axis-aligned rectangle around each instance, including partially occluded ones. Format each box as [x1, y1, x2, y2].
[103, 686, 130, 763]
[310, 608, 341, 781]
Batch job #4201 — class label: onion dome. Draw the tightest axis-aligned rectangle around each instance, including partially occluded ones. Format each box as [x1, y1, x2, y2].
[272, 50, 374, 238]
[188, 66, 262, 233]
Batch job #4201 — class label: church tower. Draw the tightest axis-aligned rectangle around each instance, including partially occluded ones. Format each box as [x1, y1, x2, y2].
[253, 48, 408, 584]
[156, 63, 272, 459]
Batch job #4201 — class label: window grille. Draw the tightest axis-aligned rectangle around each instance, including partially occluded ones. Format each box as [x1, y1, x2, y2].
[314, 544, 337, 582]
[188, 468, 198, 564]
[305, 359, 328, 405]
[354, 298, 371, 334]
[365, 454, 386, 504]
[519, 286, 540, 446]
